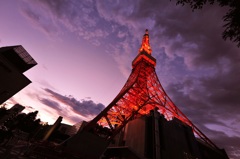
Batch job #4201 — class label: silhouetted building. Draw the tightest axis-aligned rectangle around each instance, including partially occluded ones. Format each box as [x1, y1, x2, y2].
[58, 123, 72, 135]
[43, 116, 63, 141]
[0, 45, 37, 104]
[65, 121, 86, 136]
[55, 121, 87, 137]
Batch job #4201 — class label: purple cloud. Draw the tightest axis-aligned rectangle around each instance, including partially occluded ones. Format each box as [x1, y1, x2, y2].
[21, 0, 109, 46]
[40, 98, 62, 112]
[44, 88, 105, 117]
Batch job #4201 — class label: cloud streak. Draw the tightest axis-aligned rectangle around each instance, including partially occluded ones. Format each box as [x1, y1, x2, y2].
[21, 0, 110, 46]
[43, 88, 105, 119]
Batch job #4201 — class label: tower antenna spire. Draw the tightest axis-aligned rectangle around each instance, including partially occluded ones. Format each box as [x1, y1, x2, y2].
[139, 29, 152, 54]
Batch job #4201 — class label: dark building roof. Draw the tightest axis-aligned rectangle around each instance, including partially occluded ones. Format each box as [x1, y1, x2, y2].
[0, 45, 37, 73]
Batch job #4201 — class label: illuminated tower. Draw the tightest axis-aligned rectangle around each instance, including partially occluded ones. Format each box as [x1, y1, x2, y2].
[63, 30, 228, 159]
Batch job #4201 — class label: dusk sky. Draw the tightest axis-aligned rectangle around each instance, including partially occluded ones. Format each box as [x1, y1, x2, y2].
[0, 0, 240, 158]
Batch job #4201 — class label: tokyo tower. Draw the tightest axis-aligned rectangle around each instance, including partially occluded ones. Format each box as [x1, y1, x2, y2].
[63, 30, 228, 159]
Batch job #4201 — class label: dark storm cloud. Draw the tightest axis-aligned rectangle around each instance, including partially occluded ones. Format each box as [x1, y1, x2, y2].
[165, 77, 240, 158]
[206, 129, 240, 159]
[40, 98, 62, 112]
[200, 63, 240, 107]
[165, 74, 240, 129]
[44, 88, 105, 117]
[96, 0, 239, 70]
[191, 122, 240, 159]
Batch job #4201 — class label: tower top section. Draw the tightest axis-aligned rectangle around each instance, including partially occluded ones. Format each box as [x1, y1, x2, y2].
[132, 29, 156, 68]
[139, 29, 152, 55]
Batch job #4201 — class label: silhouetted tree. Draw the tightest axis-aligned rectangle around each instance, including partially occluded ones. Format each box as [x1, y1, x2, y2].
[17, 111, 40, 133]
[5, 111, 41, 135]
[174, 0, 240, 47]
[0, 104, 8, 117]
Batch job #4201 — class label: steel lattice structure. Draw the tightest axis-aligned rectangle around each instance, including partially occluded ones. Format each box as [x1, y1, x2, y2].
[83, 30, 218, 150]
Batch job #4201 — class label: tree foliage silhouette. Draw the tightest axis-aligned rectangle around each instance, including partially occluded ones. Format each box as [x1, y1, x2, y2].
[5, 111, 41, 134]
[175, 0, 240, 47]
[17, 111, 41, 133]
[0, 105, 8, 117]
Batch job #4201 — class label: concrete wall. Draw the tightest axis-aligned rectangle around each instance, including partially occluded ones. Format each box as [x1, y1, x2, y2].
[159, 117, 201, 159]
[124, 117, 146, 158]
[107, 111, 229, 159]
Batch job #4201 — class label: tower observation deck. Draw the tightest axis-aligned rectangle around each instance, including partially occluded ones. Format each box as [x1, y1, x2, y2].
[63, 30, 229, 159]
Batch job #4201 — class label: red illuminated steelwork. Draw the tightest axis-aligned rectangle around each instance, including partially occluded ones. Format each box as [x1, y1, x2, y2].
[139, 29, 152, 54]
[83, 29, 218, 150]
